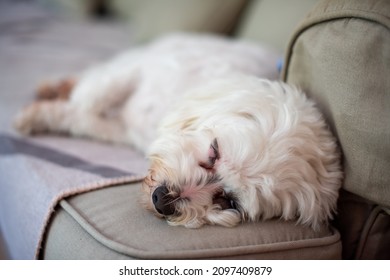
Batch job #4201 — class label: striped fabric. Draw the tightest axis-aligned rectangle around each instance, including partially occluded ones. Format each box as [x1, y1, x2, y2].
[0, 134, 147, 259]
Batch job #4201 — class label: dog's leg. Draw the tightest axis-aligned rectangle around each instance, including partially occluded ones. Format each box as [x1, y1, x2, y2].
[35, 78, 76, 101]
[69, 49, 144, 116]
[14, 99, 127, 143]
[14, 51, 142, 144]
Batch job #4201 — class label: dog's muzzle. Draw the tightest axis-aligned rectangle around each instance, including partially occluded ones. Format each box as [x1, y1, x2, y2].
[152, 185, 176, 216]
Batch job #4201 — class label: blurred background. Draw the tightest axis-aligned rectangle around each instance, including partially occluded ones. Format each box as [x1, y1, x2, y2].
[0, 0, 319, 51]
[0, 0, 318, 130]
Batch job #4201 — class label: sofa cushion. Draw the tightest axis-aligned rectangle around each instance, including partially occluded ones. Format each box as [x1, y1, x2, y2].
[42, 182, 341, 259]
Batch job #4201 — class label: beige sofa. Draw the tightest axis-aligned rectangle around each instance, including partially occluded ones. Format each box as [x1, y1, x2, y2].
[1, 0, 388, 259]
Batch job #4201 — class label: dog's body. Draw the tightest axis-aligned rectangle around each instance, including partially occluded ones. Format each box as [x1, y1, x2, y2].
[15, 34, 342, 230]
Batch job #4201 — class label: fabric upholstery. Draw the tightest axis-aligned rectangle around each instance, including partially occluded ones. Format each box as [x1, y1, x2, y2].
[355, 206, 390, 259]
[282, 0, 390, 259]
[43, 183, 341, 259]
[282, 0, 390, 208]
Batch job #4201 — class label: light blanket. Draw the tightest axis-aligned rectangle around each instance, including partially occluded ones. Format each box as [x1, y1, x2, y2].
[0, 134, 147, 259]
[0, 2, 146, 259]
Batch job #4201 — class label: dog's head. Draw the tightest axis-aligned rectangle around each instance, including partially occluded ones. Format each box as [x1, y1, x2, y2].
[141, 131, 242, 228]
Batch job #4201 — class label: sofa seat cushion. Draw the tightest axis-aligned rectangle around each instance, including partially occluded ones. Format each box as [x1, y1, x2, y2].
[42, 182, 341, 259]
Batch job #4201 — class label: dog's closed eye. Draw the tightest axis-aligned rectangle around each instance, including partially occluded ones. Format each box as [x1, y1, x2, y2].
[199, 138, 219, 170]
[212, 190, 237, 210]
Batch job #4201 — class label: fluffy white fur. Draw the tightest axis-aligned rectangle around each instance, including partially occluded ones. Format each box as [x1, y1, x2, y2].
[15, 34, 342, 230]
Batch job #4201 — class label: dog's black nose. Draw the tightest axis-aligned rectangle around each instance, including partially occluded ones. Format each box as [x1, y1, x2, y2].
[152, 186, 176, 216]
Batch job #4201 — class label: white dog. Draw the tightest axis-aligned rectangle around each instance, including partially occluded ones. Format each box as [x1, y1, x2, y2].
[15, 34, 342, 230]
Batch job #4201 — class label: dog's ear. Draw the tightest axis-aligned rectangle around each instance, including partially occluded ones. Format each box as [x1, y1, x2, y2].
[143, 168, 157, 189]
[144, 156, 164, 187]
[199, 138, 219, 170]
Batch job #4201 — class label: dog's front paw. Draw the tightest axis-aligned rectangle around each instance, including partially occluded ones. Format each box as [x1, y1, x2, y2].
[206, 209, 241, 227]
[13, 103, 44, 135]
